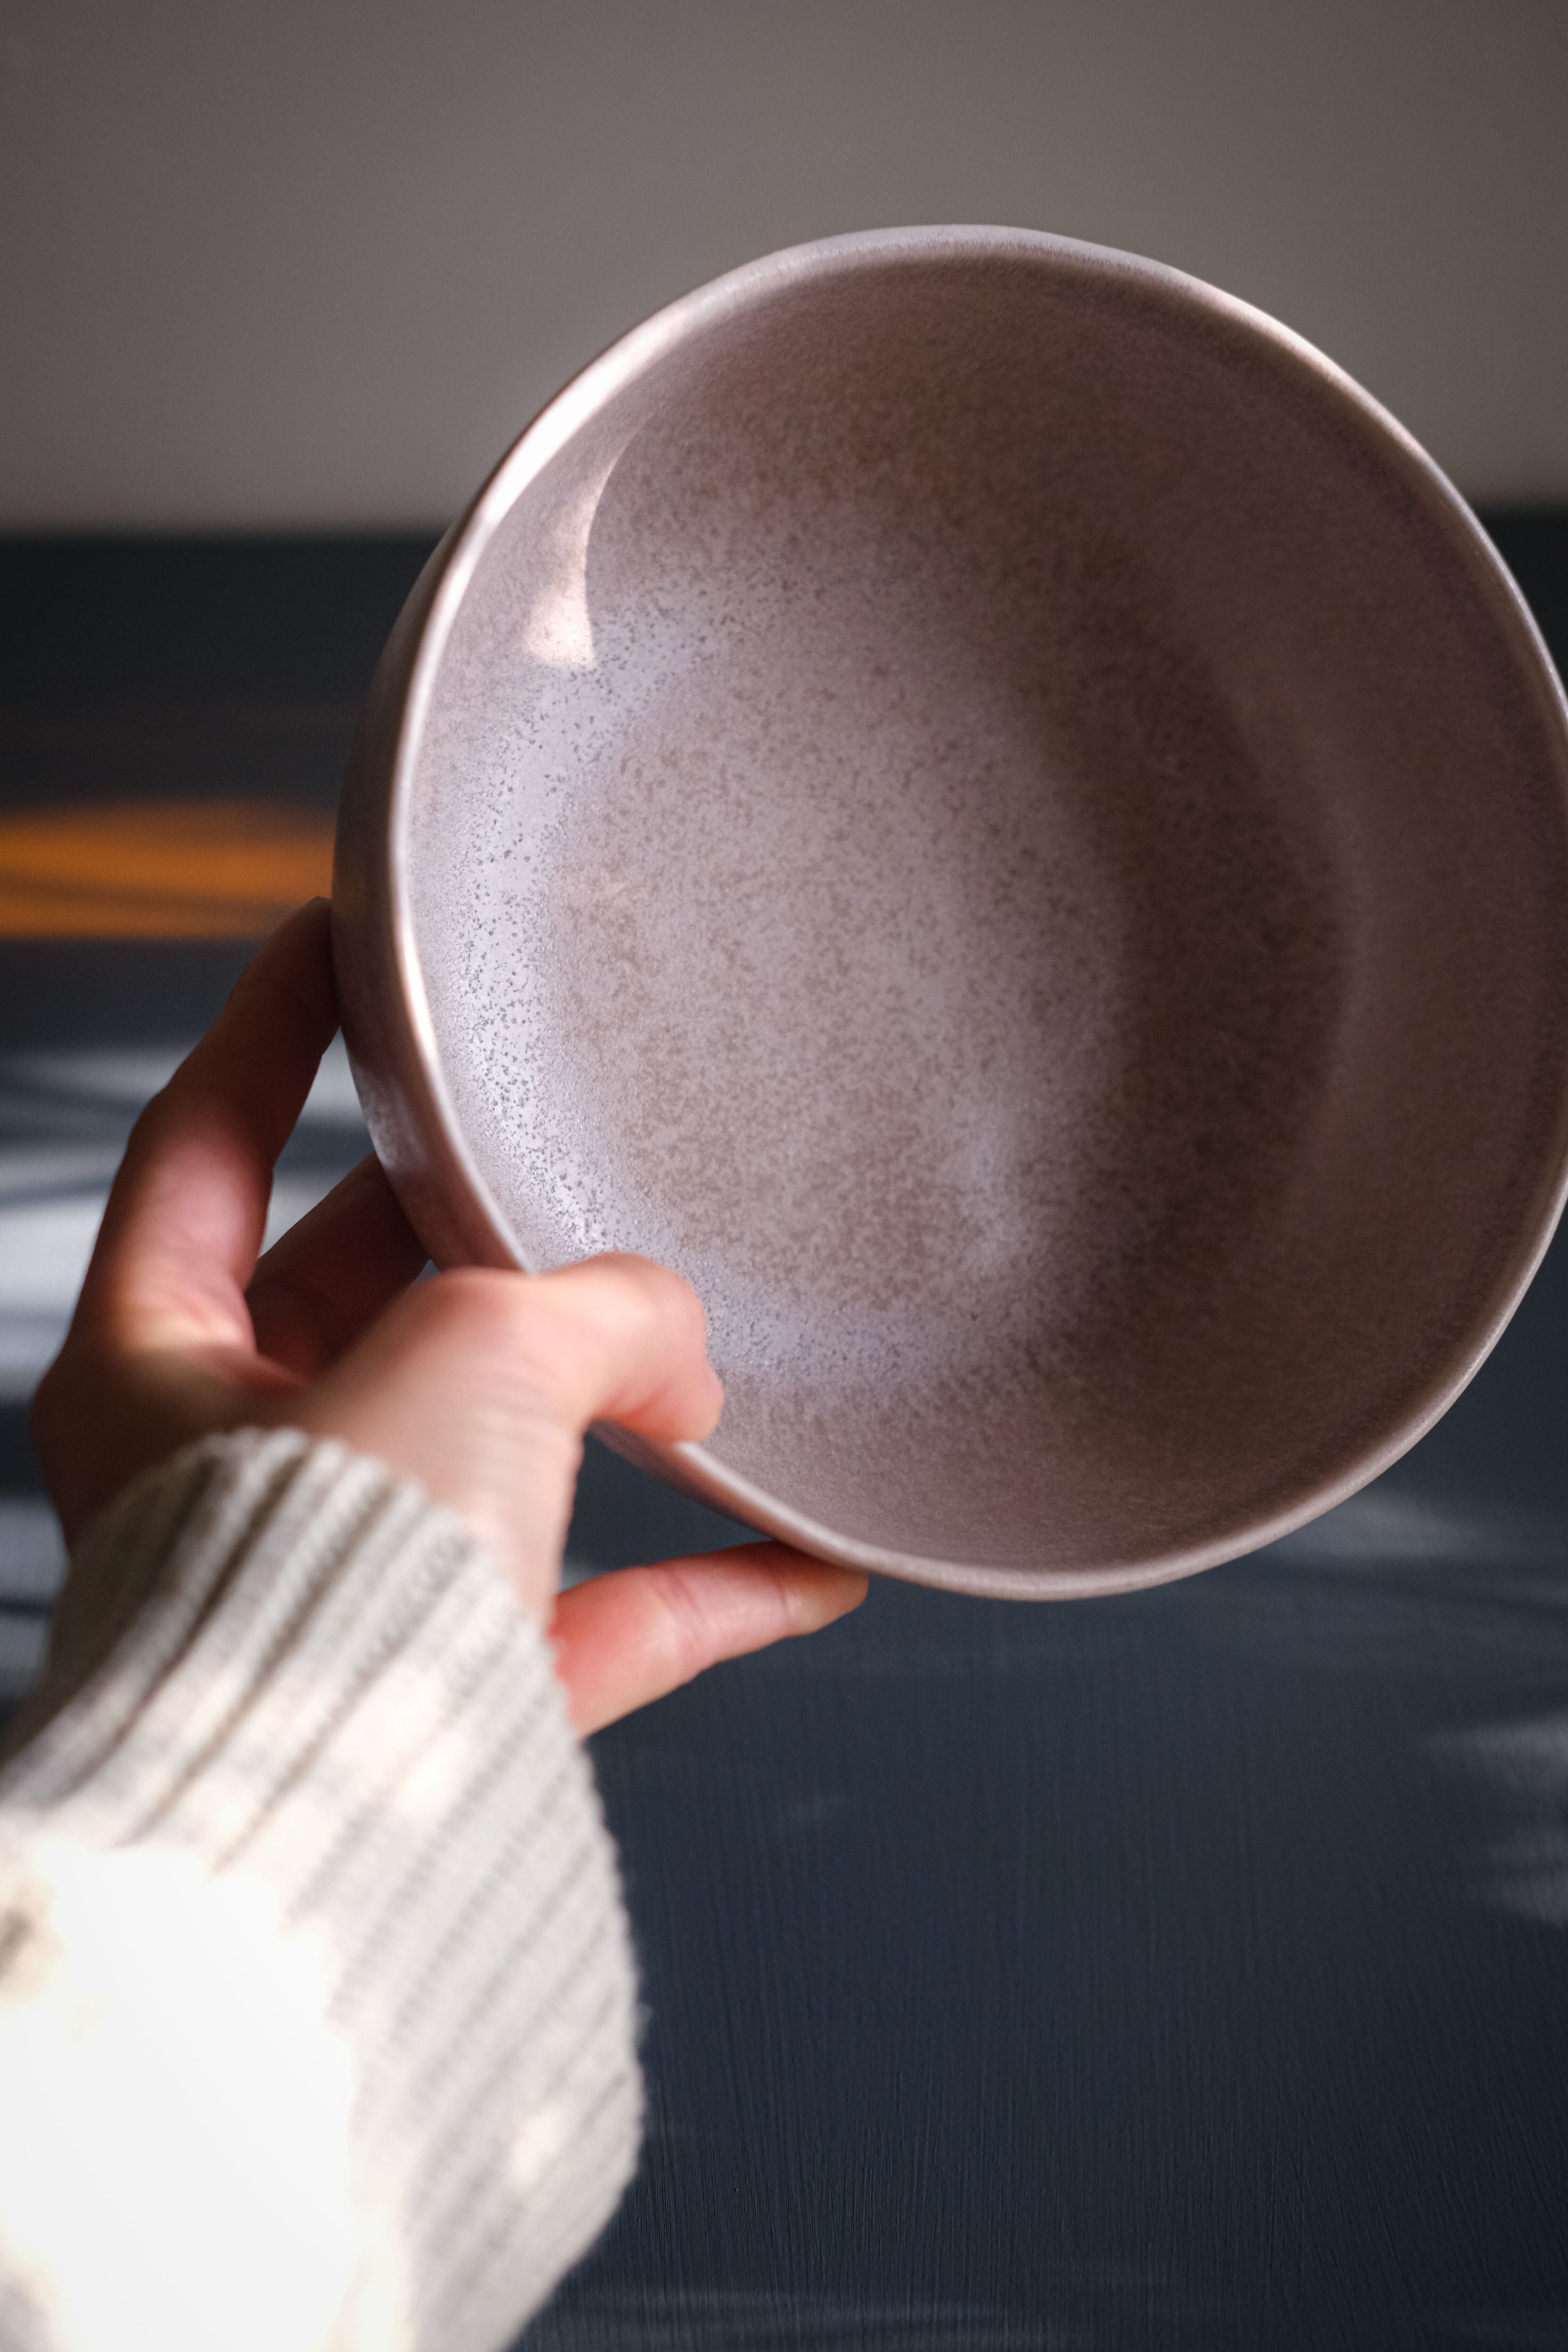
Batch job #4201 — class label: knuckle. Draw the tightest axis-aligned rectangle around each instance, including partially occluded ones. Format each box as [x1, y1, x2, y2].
[643, 1561, 712, 1685]
[400, 1256, 709, 1424]
[579, 1255, 707, 1348]
[407, 1265, 526, 1348]
[406, 1268, 595, 1409]
[526, 1259, 649, 1353]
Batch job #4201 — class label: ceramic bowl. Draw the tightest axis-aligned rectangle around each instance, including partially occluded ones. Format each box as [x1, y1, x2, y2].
[332, 226, 1568, 1599]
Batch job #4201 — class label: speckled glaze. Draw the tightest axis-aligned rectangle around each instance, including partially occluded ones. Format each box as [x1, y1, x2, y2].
[333, 226, 1568, 1599]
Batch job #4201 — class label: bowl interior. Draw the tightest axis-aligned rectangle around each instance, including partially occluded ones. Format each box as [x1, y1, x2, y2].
[401, 237, 1568, 1583]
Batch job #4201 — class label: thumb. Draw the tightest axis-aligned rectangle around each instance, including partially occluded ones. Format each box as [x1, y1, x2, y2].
[286, 1254, 723, 1614]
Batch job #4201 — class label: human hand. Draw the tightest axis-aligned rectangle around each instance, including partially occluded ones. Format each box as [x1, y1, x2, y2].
[31, 901, 867, 1732]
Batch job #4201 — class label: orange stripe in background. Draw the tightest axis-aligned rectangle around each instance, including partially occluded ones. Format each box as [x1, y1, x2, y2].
[0, 802, 336, 938]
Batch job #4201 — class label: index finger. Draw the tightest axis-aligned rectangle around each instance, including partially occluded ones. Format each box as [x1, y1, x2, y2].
[71, 900, 338, 1360]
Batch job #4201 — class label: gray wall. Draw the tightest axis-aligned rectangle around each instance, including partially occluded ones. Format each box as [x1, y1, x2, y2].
[2, 0, 1565, 527]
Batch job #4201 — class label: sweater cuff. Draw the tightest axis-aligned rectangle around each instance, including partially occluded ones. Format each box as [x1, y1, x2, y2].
[0, 1428, 641, 2352]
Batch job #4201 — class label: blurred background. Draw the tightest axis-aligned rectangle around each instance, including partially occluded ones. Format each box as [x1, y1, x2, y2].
[3, 4, 1568, 2346]
[4, 0, 1568, 520]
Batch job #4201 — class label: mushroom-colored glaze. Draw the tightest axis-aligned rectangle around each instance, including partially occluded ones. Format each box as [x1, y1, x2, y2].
[333, 227, 1568, 1598]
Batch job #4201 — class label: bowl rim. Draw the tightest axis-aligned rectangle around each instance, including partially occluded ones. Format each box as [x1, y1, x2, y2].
[335, 223, 1568, 1599]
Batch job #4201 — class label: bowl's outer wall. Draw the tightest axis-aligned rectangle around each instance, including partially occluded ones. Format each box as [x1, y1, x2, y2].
[334, 526, 515, 1274]
[332, 227, 1568, 1599]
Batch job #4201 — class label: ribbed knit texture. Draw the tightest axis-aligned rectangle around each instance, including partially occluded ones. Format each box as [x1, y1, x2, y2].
[0, 1430, 642, 2352]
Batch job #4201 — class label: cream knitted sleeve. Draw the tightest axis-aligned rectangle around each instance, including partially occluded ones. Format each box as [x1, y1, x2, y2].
[0, 1427, 642, 2352]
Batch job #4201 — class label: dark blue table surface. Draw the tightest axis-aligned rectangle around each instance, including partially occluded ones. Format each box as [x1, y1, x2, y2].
[3, 525, 1566, 2351]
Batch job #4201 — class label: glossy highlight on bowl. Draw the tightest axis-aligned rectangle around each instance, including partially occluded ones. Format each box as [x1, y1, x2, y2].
[333, 226, 1568, 1598]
